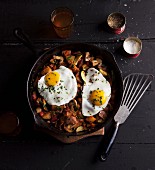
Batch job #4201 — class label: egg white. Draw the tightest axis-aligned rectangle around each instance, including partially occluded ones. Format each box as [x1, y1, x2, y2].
[38, 66, 77, 106]
[82, 68, 111, 116]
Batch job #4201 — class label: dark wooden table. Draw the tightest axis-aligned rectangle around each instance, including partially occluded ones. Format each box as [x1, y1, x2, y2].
[0, 1, 155, 170]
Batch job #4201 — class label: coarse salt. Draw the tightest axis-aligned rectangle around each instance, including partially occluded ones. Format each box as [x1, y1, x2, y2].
[124, 40, 141, 54]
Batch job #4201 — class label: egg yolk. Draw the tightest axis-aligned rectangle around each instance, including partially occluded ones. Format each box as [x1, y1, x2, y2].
[89, 90, 107, 106]
[45, 71, 60, 86]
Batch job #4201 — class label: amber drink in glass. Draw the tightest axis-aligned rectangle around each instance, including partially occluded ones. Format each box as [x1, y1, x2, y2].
[51, 7, 74, 38]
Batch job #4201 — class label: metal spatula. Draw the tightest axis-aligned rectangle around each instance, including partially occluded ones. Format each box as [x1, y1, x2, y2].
[100, 73, 154, 161]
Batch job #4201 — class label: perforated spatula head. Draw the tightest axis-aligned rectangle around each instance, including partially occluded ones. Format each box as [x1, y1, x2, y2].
[114, 73, 154, 124]
[100, 73, 154, 161]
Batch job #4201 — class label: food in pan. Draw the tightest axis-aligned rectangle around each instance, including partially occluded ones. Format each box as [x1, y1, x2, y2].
[32, 50, 115, 133]
[82, 68, 111, 116]
[38, 66, 77, 106]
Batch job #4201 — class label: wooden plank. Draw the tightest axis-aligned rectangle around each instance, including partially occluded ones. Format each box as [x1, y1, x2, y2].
[0, 142, 154, 170]
[0, 0, 155, 42]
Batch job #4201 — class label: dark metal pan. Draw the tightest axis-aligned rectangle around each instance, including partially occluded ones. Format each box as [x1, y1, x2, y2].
[14, 28, 123, 137]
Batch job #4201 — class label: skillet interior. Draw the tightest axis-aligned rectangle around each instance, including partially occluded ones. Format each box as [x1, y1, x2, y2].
[27, 43, 123, 136]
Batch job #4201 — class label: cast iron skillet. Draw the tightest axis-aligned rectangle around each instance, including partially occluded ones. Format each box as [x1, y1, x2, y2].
[14, 28, 123, 137]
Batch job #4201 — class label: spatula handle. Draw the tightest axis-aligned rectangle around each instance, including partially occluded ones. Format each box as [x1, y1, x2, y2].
[100, 122, 120, 161]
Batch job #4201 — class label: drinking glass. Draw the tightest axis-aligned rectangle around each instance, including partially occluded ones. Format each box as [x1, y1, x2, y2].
[51, 7, 74, 38]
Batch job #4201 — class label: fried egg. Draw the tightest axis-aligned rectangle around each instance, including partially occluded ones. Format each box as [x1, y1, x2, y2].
[82, 68, 111, 116]
[38, 66, 77, 106]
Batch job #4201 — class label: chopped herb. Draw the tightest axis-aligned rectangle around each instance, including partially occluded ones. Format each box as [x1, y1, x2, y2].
[89, 79, 93, 83]
[67, 56, 72, 60]
[100, 96, 102, 105]
[74, 106, 78, 111]
[57, 106, 61, 111]
[50, 86, 55, 91]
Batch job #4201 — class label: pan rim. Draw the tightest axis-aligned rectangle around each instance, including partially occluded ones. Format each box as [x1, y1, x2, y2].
[27, 42, 123, 136]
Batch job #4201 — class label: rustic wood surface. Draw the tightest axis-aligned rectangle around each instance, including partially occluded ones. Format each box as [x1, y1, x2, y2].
[0, 0, 155, 170]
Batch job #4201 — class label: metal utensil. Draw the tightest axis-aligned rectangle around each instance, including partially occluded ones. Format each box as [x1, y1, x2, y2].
[100, 73, 154, 161]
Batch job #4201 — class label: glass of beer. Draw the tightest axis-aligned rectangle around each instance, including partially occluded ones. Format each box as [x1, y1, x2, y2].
[51, 7, 74, 38]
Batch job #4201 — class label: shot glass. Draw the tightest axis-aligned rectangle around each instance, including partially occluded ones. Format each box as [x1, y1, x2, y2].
[123, 37, 142, 58]
[51, 7, 74, 38]
[107, 12, 126, 34]
[0, 112, 21, 136]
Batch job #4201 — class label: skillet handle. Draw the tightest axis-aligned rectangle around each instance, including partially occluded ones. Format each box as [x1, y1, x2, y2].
[14, 28, 37, 55]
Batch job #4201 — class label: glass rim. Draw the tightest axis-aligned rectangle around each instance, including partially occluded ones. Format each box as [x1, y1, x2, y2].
[123, 37, 142, 54]
[51, 7, 74, 29]
[107, 12, 126, 28]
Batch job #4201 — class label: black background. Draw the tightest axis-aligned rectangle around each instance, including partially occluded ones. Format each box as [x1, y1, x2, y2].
[0, 0, 155, 170]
